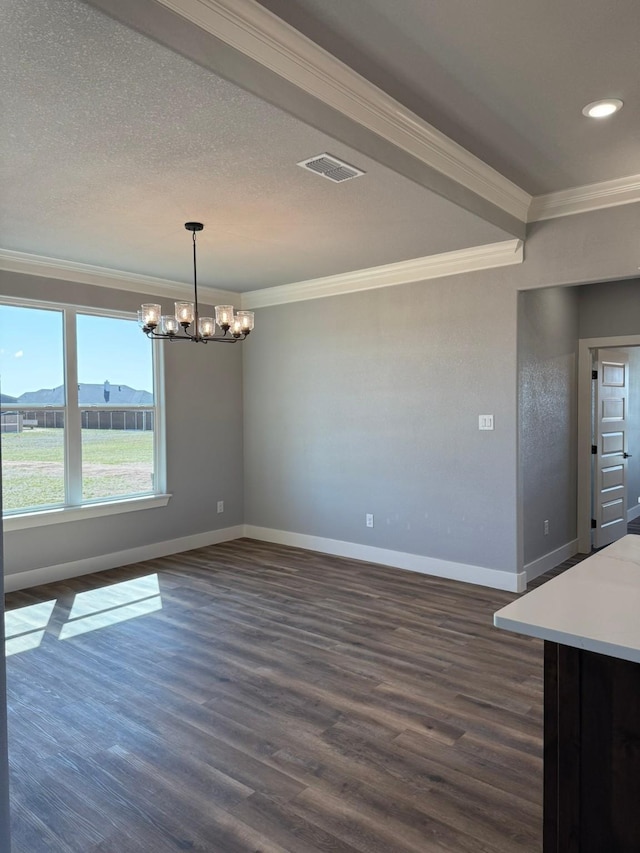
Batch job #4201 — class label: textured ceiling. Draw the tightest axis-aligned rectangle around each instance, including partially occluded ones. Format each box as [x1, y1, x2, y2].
[256, 0, 640, 195]
[3, 0, 636, 294]
[0, 0, 509, 292]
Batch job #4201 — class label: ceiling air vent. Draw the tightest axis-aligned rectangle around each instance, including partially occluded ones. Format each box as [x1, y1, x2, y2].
[297, 153, 365, 183]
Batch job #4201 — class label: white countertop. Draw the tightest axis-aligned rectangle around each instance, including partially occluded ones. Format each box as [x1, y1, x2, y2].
[494, 534, 640, 664]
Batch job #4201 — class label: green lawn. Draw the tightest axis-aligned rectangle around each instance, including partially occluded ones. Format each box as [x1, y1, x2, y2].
[1, 428, 153, 511]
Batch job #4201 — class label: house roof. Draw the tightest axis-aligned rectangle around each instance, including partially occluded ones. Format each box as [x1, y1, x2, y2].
[17, 384, 153, 407]
[0, 0, 637, 297]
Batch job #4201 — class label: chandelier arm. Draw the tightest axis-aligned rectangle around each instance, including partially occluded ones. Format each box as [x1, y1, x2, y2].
[144, 329, 244, 342]
[188, 334, 243, 343]
[144, 329, 197, 341]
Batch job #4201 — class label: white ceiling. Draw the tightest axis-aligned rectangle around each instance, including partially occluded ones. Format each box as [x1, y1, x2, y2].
[0, 0, 638, 295]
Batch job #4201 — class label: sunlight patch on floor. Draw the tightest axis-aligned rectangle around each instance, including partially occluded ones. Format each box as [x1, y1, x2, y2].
[4, 574, 162, 654]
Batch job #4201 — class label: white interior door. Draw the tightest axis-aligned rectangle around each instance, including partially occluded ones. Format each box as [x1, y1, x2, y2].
[592, 348, 630, 548]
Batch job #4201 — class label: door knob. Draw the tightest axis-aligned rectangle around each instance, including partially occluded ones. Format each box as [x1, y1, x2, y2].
[623, 452, 633, 458]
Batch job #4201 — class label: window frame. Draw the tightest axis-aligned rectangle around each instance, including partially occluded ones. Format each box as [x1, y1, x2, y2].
[1, 295, 169, 529]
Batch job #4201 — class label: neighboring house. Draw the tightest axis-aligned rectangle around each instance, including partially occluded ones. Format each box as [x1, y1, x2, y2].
[16, 383, 153, 407]
[5, 385, 154, 431]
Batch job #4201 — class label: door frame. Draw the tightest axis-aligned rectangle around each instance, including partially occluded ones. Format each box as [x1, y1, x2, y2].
[577, 334, 640, 552]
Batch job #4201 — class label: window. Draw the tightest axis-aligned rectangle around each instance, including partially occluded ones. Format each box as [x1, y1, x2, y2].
[1, 299, 166, 523]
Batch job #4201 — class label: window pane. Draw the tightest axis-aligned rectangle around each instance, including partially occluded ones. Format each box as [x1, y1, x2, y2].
[77, 315, 155, 501]
[0, 305, 65, 404]
[81, 410, 154, 501]
[76, 314, 153, 406]
[1, 410, 65, 512]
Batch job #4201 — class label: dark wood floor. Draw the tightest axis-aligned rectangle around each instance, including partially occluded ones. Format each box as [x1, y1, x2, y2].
[3, 538, 593, 852]
[627, 515, 640, 536]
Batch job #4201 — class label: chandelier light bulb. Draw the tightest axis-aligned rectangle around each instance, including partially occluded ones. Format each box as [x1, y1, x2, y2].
[175, 301, 195, 326]
[141, 304, 161, 328]
[236, 311, 255, 332]
[160, 315, 179, 335]
[199, 317, 215, 338]
[215, 305, 234, 330]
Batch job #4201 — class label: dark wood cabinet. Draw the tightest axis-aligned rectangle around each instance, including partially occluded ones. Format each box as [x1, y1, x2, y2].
[543, 641, 640, 853]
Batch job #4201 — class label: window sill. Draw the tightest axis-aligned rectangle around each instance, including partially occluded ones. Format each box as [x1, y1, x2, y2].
[2, 494, 172, 531]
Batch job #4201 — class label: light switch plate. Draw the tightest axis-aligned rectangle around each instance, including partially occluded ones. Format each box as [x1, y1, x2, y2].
[479, 414, 494, 430]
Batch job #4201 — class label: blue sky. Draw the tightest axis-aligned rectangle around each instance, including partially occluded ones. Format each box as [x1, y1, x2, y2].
[0, 306, 153, 398]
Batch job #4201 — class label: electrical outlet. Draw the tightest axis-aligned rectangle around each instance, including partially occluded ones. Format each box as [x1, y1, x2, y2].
[544, 519, 549, 535]
[366, 513, 374, 528]
[217, 500, 224, 514]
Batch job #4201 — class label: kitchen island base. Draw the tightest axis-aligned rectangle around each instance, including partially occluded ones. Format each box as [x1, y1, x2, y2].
[544, 640, 640, 853]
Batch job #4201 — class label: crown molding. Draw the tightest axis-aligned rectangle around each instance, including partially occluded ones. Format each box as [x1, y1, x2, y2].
[1, 241, 523, 311]
[528, 173, 640, 222]
[155, 0, 531, 223]
[0, 248, 238, 304]
[242, 239, 523, 309]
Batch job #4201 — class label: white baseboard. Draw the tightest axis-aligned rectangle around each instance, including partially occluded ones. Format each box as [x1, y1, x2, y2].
[628, 503, 640, 522]
[524, 539, 579, 586]
[3, 525, 244, 593]
[244, 525, 525, 592]
[3, 522, 527, 594]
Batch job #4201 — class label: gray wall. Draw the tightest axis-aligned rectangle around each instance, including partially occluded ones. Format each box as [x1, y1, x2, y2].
[518, 286, 579, 565]
[0, 271, 244, 581]
[244, 203, 639, 580]
[244, 275, 520, 573]
[520, 206, 639, 291]
[578, 278, 640, 339]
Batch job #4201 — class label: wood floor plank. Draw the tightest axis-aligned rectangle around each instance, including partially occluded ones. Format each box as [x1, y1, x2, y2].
[4, 536, 592, 851]
[264, 723, 539, 853]
[230, 791, 365, 853]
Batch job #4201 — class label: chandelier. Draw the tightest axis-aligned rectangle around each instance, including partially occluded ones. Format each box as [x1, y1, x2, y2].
[139, 222, 254, 343]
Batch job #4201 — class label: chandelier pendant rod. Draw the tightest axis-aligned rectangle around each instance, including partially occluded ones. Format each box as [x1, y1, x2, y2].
[192, 227, 200, 342]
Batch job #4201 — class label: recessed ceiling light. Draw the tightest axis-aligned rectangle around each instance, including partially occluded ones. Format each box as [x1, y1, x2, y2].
[582, 99, 624, 118]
